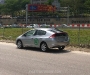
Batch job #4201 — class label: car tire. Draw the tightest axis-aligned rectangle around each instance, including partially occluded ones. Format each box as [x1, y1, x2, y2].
[40, 42, 48, 52]
[17, 40, 23, 49]
[58, 46, 65, 50]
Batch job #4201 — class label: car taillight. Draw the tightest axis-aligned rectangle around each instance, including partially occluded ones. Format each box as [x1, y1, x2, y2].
[49, 34, 56, 38]
[49, 33, 68, 38]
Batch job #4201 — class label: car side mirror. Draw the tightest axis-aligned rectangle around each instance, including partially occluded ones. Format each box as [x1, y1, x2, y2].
[23, 34, 26, 37]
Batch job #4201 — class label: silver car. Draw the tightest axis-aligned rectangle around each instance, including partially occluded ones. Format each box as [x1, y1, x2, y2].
[16, 28, 70, 51]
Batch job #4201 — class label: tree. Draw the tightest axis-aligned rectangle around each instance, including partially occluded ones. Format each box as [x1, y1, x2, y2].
[4, 0, 20, 16]
[21, 0, 30, 9]
[0, 0, 89, 17]
[60, 0, 87, 16]
[46, 0, 54, 5]
[2, 0, 30, 16]
[0, 4, 3, 15]
[84, 0, 90, 10]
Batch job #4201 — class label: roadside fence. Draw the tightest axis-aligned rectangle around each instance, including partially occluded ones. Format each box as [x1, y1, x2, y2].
[0, 24, 90, 48]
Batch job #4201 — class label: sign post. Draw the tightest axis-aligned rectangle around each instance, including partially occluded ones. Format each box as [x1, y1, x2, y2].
[67, 6, 70, 26]
[26, 4, 28, 27]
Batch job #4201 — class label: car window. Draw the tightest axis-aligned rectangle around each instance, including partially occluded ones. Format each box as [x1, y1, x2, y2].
[34, 30, 46, 35]
[25, 30, 35, 36]
[30, 25, 34, 26]
[49, 28, 63, 33]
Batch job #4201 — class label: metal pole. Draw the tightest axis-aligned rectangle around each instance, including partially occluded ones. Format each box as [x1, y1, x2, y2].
[67, 6, 69, 26]
[2, 27, 5, 37]
[31, 0, 32, 4]
[40, 0, 41, 4]
[26, 4, 28, 27]
[78, 24, 80, 45]
[31, 0, 33, 28]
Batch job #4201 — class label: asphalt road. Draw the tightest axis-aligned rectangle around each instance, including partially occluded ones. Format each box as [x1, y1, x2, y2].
[0, 42, 90, 75]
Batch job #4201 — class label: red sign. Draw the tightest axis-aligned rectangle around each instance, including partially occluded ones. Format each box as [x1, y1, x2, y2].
[28, 4, 56, 12]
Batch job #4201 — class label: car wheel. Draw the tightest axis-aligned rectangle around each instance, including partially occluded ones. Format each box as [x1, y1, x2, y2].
[17, 40, 23, 49]
[58, 46, 65, 50]
[40, 42, 48, 52]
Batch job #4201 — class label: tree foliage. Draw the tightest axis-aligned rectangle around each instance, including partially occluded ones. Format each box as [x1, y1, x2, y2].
[0, 0, 30, 16]
[46, 0, 54, 5]
[84, 0, 90, 9]
[0, 0, 90, 17]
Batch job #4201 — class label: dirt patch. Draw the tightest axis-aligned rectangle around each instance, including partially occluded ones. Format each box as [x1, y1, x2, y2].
[66, 46, 90, 52]
[0, 40, 15, 43]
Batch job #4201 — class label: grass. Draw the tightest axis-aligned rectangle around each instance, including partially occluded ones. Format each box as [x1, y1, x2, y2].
[0, 28, 30, 40]
[0, 27, 90, 48]
[62, 28, 90, 47]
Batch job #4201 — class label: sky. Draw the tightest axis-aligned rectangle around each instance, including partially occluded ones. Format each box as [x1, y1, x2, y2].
[0, 0, 4, 4]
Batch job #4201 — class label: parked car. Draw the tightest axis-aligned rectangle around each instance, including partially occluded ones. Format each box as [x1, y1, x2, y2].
[0, 23, 2, 28]
[60, 24, 71, 27]
[26, 24, 39, 28]
[16, 28, 70, 52]
[11, 24, 21, 28]
[40, 24, 51, 28]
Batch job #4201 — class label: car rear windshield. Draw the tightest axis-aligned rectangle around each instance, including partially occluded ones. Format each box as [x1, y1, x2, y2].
[49, 28, 67, 36]
[49, 28, 63, 33]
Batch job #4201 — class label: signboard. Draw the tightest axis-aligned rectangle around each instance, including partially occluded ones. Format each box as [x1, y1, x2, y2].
[28, 4, 56, 12]
[29, 6, 37, 10]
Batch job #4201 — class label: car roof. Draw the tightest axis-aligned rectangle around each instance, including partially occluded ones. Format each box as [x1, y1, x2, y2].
[34, 28, 56, 31]
[29, 28, 63, 33]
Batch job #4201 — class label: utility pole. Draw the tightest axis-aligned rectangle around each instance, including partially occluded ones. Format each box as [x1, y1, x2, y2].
[67, 6, 69, 26]
[26, 4, 28, 27]
[40, 0, 41, 4]
[31, 0, 33, 26]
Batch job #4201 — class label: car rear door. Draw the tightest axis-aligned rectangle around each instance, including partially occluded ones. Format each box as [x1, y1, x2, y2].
[31, 30, 46, 47]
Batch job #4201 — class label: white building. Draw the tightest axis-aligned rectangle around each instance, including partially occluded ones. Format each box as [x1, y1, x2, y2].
[52, 0, 60, 11]
[30, 0, 48, 4]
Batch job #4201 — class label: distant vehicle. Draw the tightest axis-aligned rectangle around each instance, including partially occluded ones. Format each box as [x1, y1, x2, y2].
[11, 24, 21, 28]
[40, 24, 50, 28]
[0, 23, 2, 28]
[0, 23, 2, 26]
[26, 24, 39, 28]
[16, 28, 70, 52]
[61, 24, 71, 27]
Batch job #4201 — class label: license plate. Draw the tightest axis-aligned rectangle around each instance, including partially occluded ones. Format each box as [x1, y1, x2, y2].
[56, 36, 65, 41]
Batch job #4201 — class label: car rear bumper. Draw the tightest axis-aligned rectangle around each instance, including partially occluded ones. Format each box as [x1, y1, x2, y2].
[47, 41, 69, 48]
